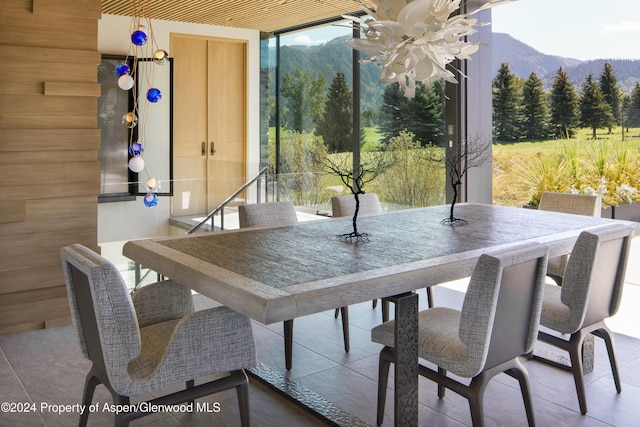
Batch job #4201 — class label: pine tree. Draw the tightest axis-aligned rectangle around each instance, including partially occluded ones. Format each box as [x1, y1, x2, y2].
[627, 83, 640, 129]
[316, 72, 354, 153]
[599, 63, 621, 132]
[579, 73, 615, 139]
[378, 82, 445, 147]
[492, 63, 522, 141]
[550, 67, 579, 138]
[521, 72, 550, 140]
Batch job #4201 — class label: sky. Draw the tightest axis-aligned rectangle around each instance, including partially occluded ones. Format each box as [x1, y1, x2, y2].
[490, 0, 640, 60]
[282, 0, 640, 61]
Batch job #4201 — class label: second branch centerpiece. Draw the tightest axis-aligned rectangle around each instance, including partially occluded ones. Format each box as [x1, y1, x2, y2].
[319, 154, 394, 242]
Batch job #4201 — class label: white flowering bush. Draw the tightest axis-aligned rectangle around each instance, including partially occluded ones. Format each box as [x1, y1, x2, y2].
[616, 184, 638, 205]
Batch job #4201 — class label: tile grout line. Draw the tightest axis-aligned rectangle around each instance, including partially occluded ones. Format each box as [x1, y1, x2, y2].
[0, 343, 47, 426]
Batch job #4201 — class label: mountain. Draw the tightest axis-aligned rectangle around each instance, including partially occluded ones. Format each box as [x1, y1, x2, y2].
[275, 36, 386, 112]
[490, 33, 582, 80]
[491, 33, 640, 93]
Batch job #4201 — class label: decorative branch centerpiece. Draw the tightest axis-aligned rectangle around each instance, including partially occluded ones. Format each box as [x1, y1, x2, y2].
[440, 136, 492, 225]
[321, 154, 394, 242]
[345, 0, 512, 98]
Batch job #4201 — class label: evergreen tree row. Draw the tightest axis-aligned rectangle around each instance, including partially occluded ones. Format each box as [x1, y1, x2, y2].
[279, 69, 446, 152]
[492, 62, 638, 141]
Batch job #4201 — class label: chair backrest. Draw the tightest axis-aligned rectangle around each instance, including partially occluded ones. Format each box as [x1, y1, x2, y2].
[331, 193, 382, 218]
[459, 243, 549, 375]
[61, 244, 140, 389]
[538, 192, 601, 217]
[560, 223, 633, 332]
[238, 201, 298, 228]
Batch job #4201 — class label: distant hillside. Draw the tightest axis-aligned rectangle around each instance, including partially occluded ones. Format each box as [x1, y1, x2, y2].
[560, 59, 640, 94]
[491, 33, 640, 93]
[276, 36, 386, 112]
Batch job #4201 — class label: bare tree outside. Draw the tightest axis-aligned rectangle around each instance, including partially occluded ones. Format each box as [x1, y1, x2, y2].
[317, 152, 394, 242]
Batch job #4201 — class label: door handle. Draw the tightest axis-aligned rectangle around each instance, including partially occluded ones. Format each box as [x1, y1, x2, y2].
[201, 142, 206, 156]
[210, 142, 216, 156]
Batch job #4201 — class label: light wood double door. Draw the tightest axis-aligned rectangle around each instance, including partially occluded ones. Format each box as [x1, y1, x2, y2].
[171, 34, 247, 217]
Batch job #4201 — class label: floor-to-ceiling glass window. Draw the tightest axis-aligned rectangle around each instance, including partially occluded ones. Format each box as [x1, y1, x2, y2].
[260, 20, 448, 213]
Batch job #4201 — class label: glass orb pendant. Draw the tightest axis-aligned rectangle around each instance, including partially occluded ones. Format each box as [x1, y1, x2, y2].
[118, 74, 134, 90]
[122, 112, 138, 128]
[146, 88, 162, 103]
[153, 49, 169, 65]
[131, 27, 147, 46]
[128, 142, 143, 156]
[114, 62, 130, 77]
[146, 177, 160, 192]
[128, 156, 145, 173]
[143, 192, 158, 207]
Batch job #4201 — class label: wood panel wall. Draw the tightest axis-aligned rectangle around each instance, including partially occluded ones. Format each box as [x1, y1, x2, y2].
[0, 0, 102, 335]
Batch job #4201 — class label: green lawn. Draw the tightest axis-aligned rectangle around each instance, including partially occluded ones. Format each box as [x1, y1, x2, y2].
[494, 127, 640, 153]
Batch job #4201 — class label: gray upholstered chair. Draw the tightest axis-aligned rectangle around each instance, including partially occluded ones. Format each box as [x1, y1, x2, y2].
[238, 200, 299, 228]
[538, 191, 601, 284]
[331, 193, 435, 317]
[61, 244, 256, 427]
[373, 242, 549, 427]
[533, 223, 633, 415]
[239, 200, 350, 370]
[331, 193, 383, 218]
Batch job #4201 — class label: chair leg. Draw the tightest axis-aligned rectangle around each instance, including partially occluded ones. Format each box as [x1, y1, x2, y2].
[334, 308, 339, 318]
[340, 306, 350, 352]
[382, 299, 390, 322]
[113, 394, 131, 427]
[186, 379, 195, 407]
[466, 372, 493, 427]
[437, 367, 446, 398]
[377, 346, 393, 426]
[372, 299, 378, 309]
[568, 333, 588, 415]
[506, 359, 536, 427]
[593, 328, 622, 393]
[236, 374, 251, 427]
[426, 287, 434, 308]
[284, 319, 293, 370]
[79, 371, 101, 427]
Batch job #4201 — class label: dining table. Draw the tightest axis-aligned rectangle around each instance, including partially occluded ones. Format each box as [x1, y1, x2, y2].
[123, 203, 639, 426]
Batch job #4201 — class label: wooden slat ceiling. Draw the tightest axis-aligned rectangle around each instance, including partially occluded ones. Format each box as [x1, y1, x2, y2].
[101, 0, 377, 33]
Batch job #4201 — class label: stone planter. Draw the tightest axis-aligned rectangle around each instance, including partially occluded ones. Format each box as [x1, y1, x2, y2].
[601, 203, 640, 222]
[523, 202, 640, 222]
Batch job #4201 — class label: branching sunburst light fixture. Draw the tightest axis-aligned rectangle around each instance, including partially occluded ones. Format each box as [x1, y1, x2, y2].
[115, 0, 169, 207]
[345, 0, 512, 98]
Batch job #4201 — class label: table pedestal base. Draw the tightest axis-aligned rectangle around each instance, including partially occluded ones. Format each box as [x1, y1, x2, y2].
[393, 293, 419, 427]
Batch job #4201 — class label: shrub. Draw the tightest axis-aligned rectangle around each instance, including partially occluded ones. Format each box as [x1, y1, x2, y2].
[512, 139, 640, 207]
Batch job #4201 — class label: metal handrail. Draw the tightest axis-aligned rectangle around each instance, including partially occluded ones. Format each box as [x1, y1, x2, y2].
[187, 166, 269, 234]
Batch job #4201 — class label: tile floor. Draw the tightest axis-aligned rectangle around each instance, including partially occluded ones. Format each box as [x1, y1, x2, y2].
[2, 238, 640, 426]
